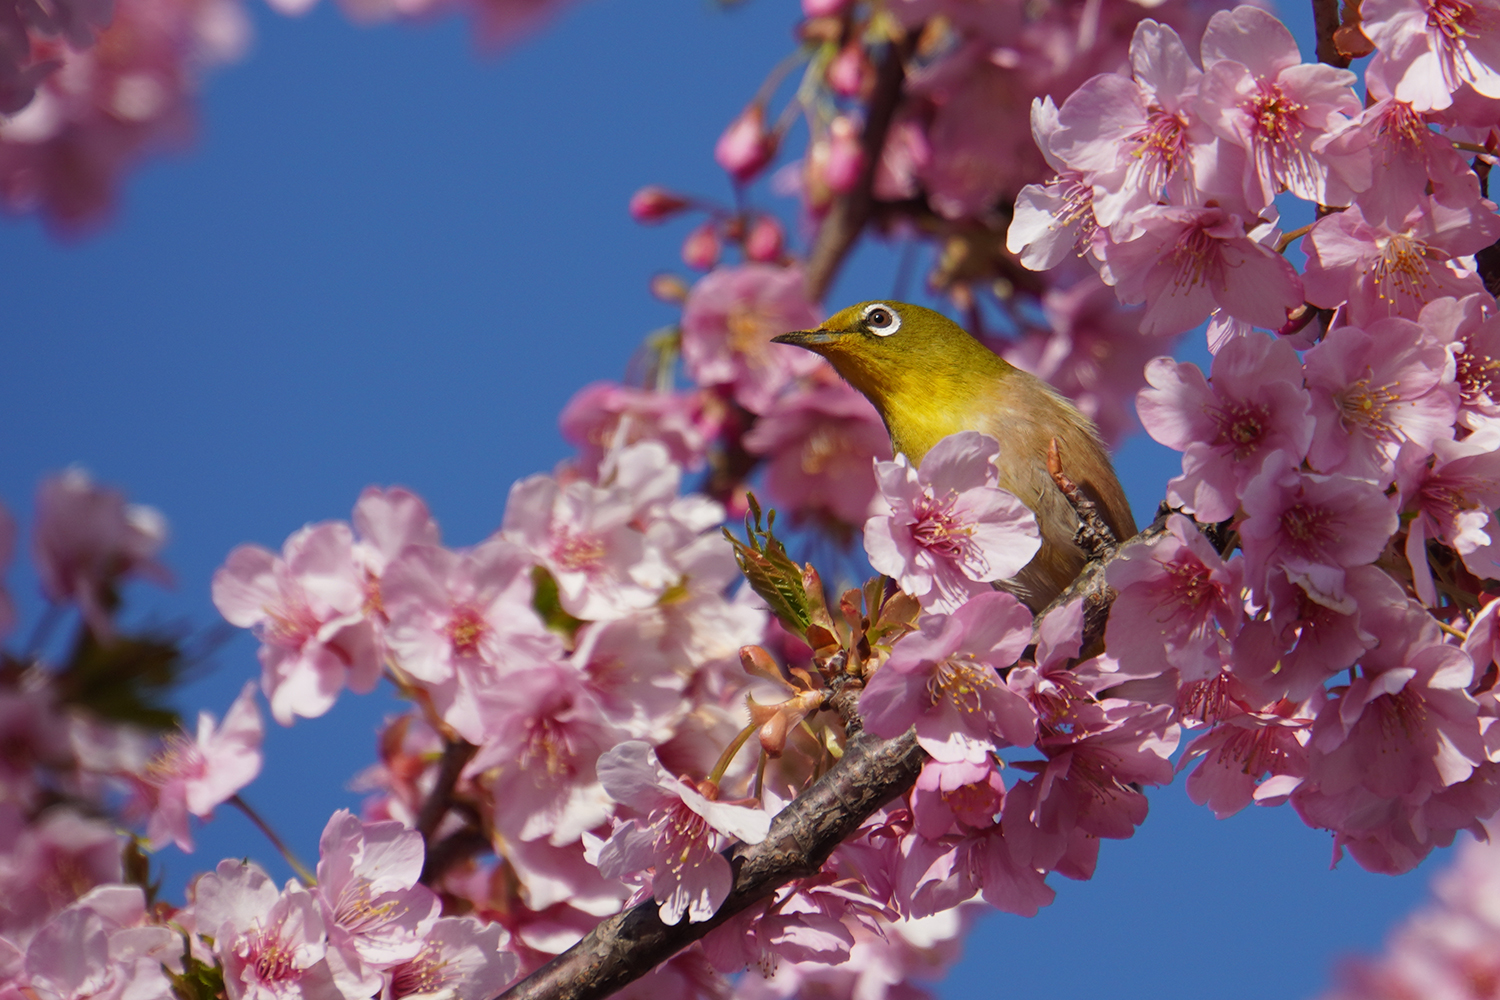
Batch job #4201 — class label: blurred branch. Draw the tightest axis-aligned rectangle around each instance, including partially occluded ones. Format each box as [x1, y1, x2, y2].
[422, 827, 492, 885]
[804, 33, 913, 303]
[416, 738, 478, 860]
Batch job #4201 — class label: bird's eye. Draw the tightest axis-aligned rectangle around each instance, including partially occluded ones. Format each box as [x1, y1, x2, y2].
[862, 303, 901, 337]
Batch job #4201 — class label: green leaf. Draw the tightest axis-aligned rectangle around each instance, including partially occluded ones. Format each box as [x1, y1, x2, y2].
[722, 493, 813, 637]
[168, 937, 226, 1000]
[55, 630, 188, 731]
[532, 566, 586, 642]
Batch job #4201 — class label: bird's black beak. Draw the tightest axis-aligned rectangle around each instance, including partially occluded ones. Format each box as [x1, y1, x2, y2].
[772, 329, 838, 349]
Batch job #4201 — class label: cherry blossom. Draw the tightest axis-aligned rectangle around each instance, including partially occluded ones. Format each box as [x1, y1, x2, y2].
[592, 741, 770, 925]
[502, 444, 683, 622]
[1105, 514, 1244, 682]
[1302, 319, 1458, 481]
[190, 860, 349, 1000]
[1099, 204, 1303, 336]
[1238, 453, 1401, 613]
[1137, 331, 1313, 522]
[860, 591, 1037, 763]
[864, 432, 1041, 614]
[212, 522, 379, 726]
[679, 265, 821, 416]
[386, 917, 518, 1000]
[1197, 4, 1364, 209]
[33, 469, 170, 639]
[1362, 0, 1500, 111]
[20, 886, 178, 1000]
[314, 811, 440, 995]
[130, 681, 262, 852]
[1301, 198, 1500, 327]
[743, 380, 891, 533]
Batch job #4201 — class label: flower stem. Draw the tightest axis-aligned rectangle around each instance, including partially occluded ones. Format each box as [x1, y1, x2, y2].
[709, 722, 759, 786]
[230, 794, 316, 885]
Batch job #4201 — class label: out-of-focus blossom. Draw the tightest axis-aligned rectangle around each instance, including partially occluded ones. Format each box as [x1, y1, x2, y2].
[679, 264, 822, 415]
[715, 104, 776, 183]
[34, 469, 169, 639]
[130, 681, 262, 852]
[502, 443, 682, 623]
[681, 221, 720, 271]
[0, 0, 249, 232]
[864, 432, 1041, 614]
[628, 186, 689, 224]
[743, 380, 891, 534]
[20, 885, 178, 1000]
[560, 382, 712, 477]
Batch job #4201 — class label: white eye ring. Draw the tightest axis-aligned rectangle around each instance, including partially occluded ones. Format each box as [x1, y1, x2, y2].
[862, 303, 901, 337]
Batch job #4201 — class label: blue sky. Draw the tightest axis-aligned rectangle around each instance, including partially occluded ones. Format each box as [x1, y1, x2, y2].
[0, 1, 1436, 996]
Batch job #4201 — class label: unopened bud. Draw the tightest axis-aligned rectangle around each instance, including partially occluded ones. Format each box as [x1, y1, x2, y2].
[741, 644, 785, 684]
[827, 42, 869, 98]
[744, 215, 784, 263]
[715, 105, 777, 183]
[649, 272, 690, 303]
[629, 185, 690, 223]
[825, 115, 864, 194]
[682, 222, 721, 271]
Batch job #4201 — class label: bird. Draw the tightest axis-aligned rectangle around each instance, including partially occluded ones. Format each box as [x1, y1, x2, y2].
[772, 300, 1135, 611]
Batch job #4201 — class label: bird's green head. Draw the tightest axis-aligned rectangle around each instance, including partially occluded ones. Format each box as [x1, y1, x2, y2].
[772, 300, 1013, 421]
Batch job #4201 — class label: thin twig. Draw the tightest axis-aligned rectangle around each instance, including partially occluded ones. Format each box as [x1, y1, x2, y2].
[803, 33, 913, 303]
[230, 794, 316, 885]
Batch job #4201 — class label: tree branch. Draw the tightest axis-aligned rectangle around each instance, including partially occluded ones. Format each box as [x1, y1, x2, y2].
[493, 727, 925, 1000]
[1311, 0, 1352, 68]
[803, 33, 913, 304]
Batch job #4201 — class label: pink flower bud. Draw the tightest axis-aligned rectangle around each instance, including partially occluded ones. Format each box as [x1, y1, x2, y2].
[628, 185, 690, 223]
[827, 42, 868, 98]
[825, 115, 864, 194]
[681, 222, 721, 270]
[649, 273, 690, 303]
[744, 215, 784, 262]
[715, 105, 776, 183]
[801, 0, 849, 14]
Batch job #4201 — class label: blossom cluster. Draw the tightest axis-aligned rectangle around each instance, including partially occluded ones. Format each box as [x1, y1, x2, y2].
[1010, 2, 1500, 343]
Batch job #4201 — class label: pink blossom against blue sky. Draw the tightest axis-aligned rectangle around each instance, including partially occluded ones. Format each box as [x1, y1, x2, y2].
[0, 0, 1439, 995]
